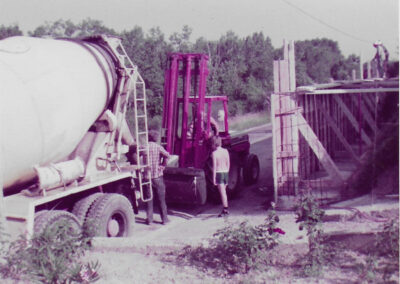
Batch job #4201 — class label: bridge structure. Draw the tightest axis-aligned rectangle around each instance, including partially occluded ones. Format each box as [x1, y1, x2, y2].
[271, 41, 399, 204]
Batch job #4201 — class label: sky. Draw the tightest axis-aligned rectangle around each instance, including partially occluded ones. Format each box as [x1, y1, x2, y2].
[0, 0, 398, 61]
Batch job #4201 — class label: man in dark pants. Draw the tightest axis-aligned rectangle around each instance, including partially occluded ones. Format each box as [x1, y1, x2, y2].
[145, 130, 170, 225]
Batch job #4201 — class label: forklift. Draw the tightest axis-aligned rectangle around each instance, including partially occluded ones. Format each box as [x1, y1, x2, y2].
[161, 53, 260, 205]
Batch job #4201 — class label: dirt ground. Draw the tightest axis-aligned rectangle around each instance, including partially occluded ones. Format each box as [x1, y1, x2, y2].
[85, 187, 399, 284]
[3, 127, 398, 283]
[84, 129, 399, 284]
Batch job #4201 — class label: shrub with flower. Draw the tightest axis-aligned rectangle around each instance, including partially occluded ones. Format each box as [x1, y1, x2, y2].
[178, 202, 283, 275]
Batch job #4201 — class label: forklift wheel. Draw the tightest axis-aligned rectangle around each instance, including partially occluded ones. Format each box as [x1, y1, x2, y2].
[243, 154, 260, 185]
[227, 161, 241, 197]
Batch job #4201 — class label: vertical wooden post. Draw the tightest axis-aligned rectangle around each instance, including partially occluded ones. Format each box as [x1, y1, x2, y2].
[271, 93, 280, 203]
[272, 40, 298, 201]
[352, 70, 356, 80]
[288, 41, 298, 194]
[367, 61, 372, 79]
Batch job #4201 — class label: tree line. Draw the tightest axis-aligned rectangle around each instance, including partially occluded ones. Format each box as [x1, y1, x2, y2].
[0, 19, 389, 120]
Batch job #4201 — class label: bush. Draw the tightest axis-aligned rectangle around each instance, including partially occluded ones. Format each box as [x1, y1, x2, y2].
[0, 218, 100, 283]
[375, 218, 399, 282]
[177, 203, 283, 276]
[295, 192, 326, 277]
[376, 218, 399, 258]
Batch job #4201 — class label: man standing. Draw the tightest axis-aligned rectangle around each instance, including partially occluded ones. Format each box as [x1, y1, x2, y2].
[373, 40, 389, 78]
[145, 130, 170, 225]
[211, 136, 230, 217]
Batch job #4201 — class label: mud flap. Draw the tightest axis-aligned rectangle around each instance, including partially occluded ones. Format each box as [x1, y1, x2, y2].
[164, 167, 207, 205]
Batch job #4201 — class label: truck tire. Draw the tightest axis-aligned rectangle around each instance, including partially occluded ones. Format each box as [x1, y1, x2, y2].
[243, 154, 260, 185]
[34, 209, 49, 221]
[86, 193, 134, 237]
[113, 181, 139, 214]
[34, 210, 81, 236]
[72, 193, 104, 225]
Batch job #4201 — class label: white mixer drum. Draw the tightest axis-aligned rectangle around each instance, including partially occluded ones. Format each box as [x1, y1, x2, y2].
[0, 36, 116, 189]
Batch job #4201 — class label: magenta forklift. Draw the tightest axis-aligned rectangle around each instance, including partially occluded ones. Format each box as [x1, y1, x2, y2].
[161, 53, 260, 205]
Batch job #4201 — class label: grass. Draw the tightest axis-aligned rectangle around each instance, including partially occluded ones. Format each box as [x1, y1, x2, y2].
[229, 112, 270, 132]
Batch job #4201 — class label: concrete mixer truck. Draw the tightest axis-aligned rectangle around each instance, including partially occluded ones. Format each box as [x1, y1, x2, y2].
[0, 35, 152, 239]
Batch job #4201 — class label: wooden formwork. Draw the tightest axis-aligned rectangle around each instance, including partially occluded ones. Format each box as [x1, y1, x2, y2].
[272, 41, 399, 204]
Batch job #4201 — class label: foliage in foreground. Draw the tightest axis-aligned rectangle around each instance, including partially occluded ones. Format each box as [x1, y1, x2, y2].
[363, 217, 400, 283]
[295, 191, 326, 277]
[175, 203, 284, 276]
[0, 219, 100, 284]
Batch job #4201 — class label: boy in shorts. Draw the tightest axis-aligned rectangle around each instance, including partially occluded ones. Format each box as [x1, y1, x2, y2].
[211, 136, 230, 217]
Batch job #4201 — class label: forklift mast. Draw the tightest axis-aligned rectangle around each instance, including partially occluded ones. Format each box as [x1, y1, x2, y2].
[162, 53, 228, 168]
[161, 53, 259, 205]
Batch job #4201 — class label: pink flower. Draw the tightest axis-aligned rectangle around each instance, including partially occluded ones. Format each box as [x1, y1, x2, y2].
[273, 228, 286, 235]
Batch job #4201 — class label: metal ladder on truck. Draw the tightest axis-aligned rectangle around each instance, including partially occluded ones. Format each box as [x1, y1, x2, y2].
[101, 35, 153, 202]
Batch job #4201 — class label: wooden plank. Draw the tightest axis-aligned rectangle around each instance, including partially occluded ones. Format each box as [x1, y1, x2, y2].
[296, 111, 344, 184]
[350, 94, 378, 133]
[288, 40, 299, 194]
[288, 40, 296, 92]
[318, 103, 362, 165]
[325, 95, 331, 155]
[333, 95, 372, 146]
[278, 59, 293, 194]
[273, 61, 280, 93]
[299, 95, 306, 179]
[271, 94, 280, 203]
[283, 39, 289, 60]
[363, 93, 376, 114]
[367, 61, 371, 79]
[314, 95, 321, 172]
[303, 88, 399, 95]
[300, 178, 339, 189]
[311, 95, 318, 172]
[272, 59, 282, 200]
[274, 107, 303, 116]
[305, 95, 311, 177]
[277, 151, 299, 159]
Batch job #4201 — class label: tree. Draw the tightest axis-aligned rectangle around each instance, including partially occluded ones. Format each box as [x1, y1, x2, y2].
[242, 32, 274, 109]
[295, 39, 344, 83]
[75, 18, 117, 37]
[29, 19, 78, 37]
[143, 28, 171, 116]
[29, 19, 116, 38]
[169, 25, 193, 52]
[0, 24, 23, 40]
[331, 54, 360, 80]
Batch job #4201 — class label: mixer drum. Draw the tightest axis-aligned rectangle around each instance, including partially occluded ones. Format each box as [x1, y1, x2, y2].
[0, 36, 116, 189]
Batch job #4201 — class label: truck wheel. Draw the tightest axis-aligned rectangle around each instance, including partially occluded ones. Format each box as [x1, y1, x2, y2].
[114, 181, 139, 214]
[227, 161, 241, 197]
[34, 209, 49, 221]
[86, 193, 134, 237]
[243, 154, 260, 185]
[34, 210, 81, 236]
[72, 193, 104, 225]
